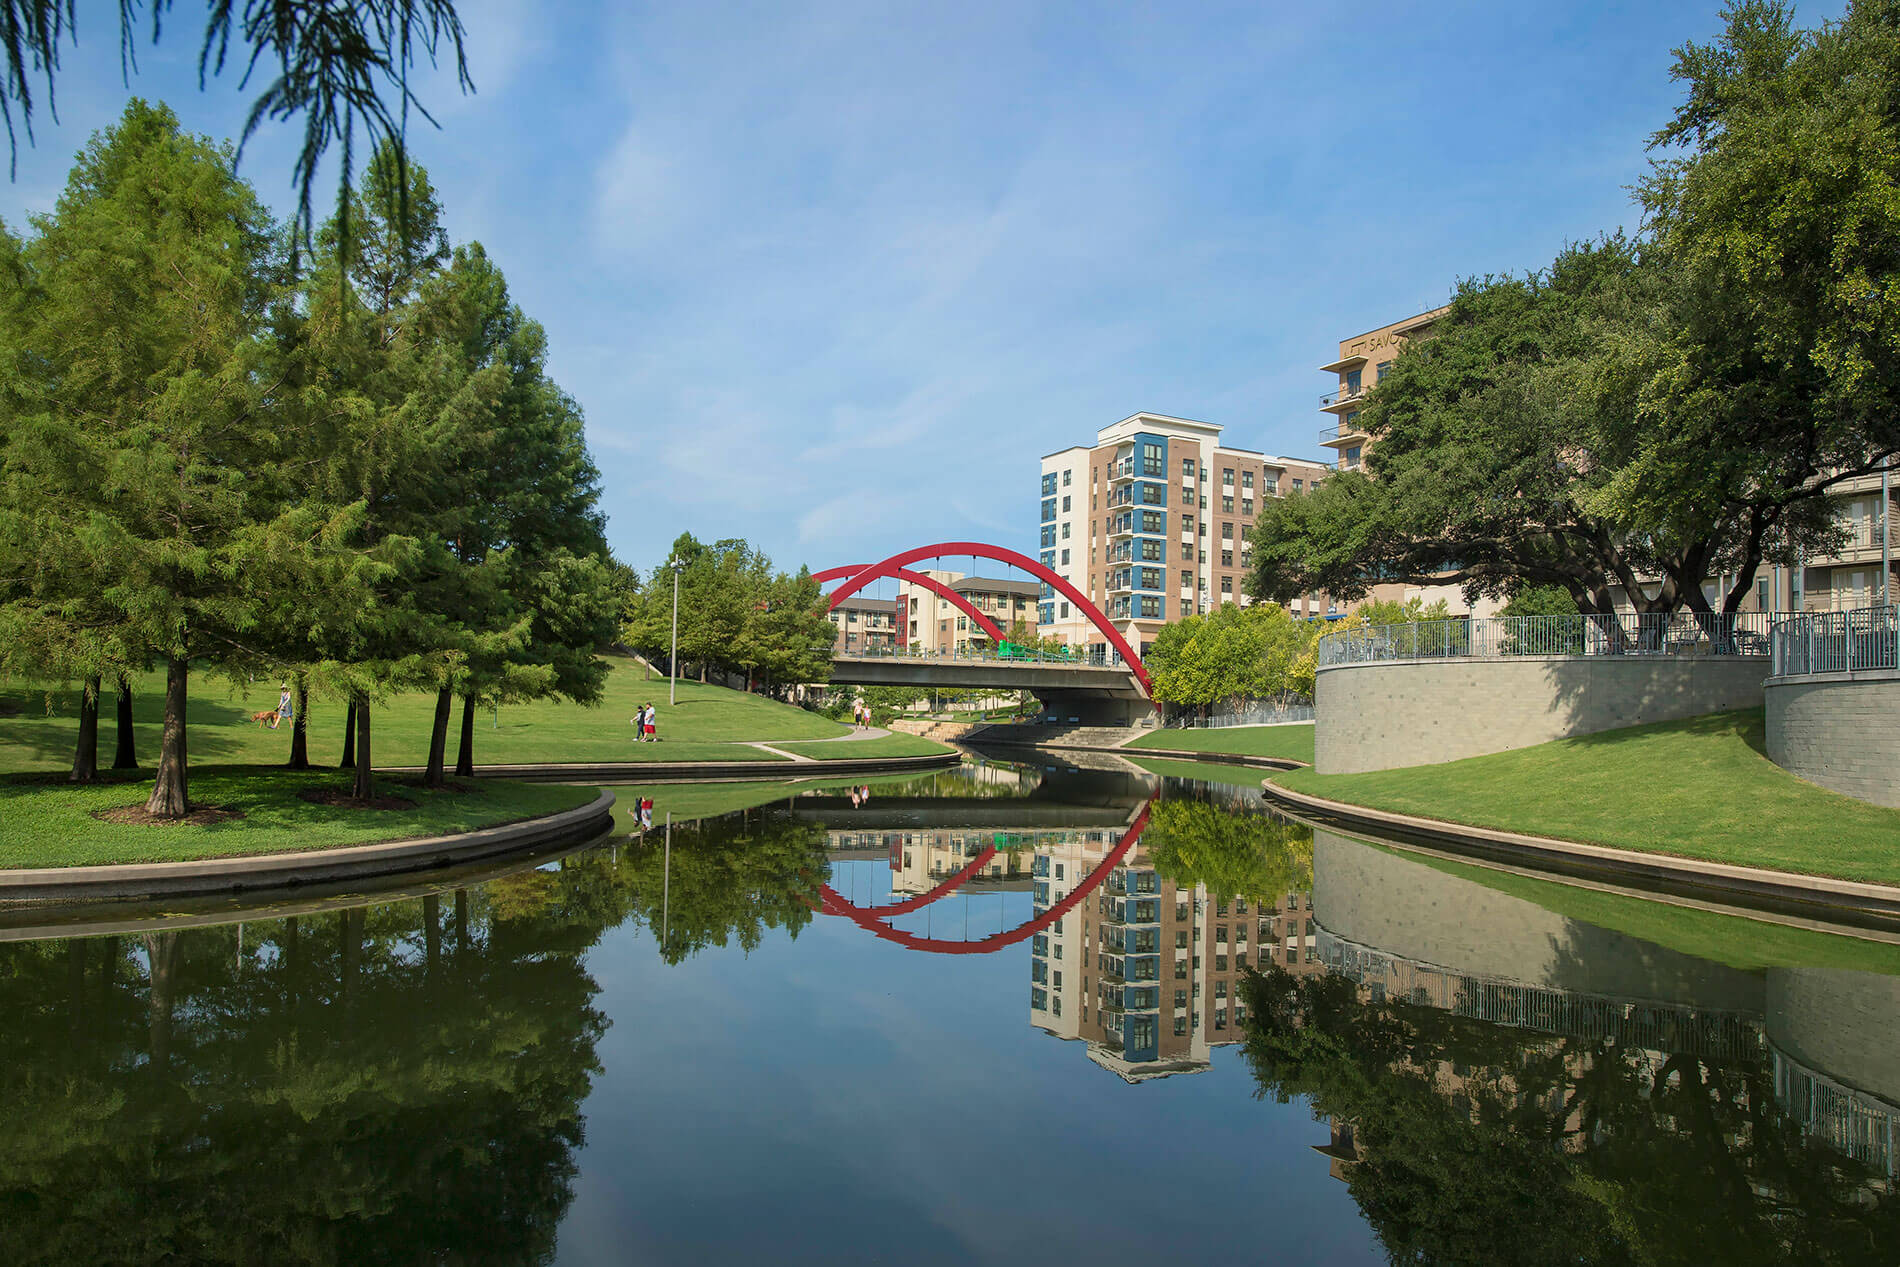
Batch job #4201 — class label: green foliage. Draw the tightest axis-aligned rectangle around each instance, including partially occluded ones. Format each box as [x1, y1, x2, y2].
[1499, 585, 1580, 618]
[1143, 799, 1313, 902]
[0, 114, 614, 809]
[621, 534, 835, 690]
[1239, 963, 1900, 1264]
[1144, 603, 1320, 711]
[621, 815, 832, 963]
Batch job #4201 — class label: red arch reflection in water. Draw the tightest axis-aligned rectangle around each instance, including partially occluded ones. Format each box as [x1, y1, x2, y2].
[815, 801, 1153, 955]
[810, 564, 1008, 646]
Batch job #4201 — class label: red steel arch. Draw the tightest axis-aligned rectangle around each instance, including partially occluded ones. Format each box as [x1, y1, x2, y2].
[812, 801, 1152, 955]
[811, 564, 1007, 646]
[821, 542, 1150, 695]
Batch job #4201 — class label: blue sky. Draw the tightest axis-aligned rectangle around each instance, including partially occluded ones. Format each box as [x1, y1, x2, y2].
[1, 1, 1835, 578]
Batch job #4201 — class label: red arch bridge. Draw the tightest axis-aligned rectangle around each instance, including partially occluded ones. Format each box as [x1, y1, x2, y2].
[816, 542, 1154, 727]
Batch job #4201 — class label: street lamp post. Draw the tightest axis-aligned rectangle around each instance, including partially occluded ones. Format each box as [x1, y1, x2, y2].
[669, 559, 682, 708]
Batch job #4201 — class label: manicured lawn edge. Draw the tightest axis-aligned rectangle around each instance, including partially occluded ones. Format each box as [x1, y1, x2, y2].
[0, 786, 614, 901]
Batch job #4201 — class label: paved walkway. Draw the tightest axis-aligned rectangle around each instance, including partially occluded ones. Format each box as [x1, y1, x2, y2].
[745, 727, 890, 764]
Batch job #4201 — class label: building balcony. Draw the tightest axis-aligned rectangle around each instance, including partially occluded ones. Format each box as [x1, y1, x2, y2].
[1319, 420, 1369, 447]
[1319, 384, 1370, 414]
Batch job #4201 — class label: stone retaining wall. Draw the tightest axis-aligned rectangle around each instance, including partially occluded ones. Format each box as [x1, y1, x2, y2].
[1765, 670, 1900, 808]
[1315, 655, 1770, 774]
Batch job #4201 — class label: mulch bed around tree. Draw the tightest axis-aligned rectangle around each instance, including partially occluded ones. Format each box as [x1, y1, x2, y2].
[94, 804, 246, 827]
[297, 787, 419, 811]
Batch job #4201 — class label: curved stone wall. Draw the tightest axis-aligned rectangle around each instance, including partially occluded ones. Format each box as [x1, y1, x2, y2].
[1314, 655, 1769, 774]
[1764, 670, 1900, 808]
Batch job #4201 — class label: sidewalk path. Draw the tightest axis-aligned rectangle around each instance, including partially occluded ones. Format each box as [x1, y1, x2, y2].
[745, 726, 891, 763]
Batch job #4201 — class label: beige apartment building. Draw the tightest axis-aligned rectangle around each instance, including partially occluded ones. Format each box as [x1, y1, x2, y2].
[827, 594, 898, 653]
[1038, 413, 1332, 656]
[896, 571, 1040, 652]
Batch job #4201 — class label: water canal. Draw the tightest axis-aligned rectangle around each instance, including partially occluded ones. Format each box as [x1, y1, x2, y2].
[2, 751, 1896, 1264]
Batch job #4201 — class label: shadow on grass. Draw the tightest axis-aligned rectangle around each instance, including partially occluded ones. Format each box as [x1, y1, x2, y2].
[1557, 707, 1768, 755]
[0, 683, 259, 765]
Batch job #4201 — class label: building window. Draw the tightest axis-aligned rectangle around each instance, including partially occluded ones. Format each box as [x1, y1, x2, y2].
[1059, 549, 1070, 565]
[1221, 550, 1233, 567]
[1221, 495, 1234, 513]
[1264, 477, 1278, 495]
[1221, 576, 1233, 595]
[1060, 602, 1070, 618]
[1376, 360, 1392, 382]
[1345, 445, 1362, 468]
[1062, 495, 1071, 512]
[1241, 471, 1254, 490]
[1241, 499, 1253, 516]
[1181, 457, 1195, 477]
[1063, 468, 1072, 486]
[1180, 543, 1192, 561]
[1222, 522, 1234, 541]
[1041, 497, 1056, 522]
[1222, 467, 1235, 486]
[1042, 473, 1057, 496]
[1292, 478, 1303, 492]
[1345, 368, 1362, 393]
[1061, 522, 1070, 539]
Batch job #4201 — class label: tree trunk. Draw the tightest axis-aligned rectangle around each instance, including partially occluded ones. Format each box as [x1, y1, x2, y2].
[144, 658, 189, 818]
[352, 695, 374, 801]
[455, 694, 477, 777]
[112, 674, 138, 770]
[424, 685, 452, 788]
[287, 675, 310, 769]
[340, 698, 357, 768]
[699, 662, 706, 683]
[70, 674, 100, 783]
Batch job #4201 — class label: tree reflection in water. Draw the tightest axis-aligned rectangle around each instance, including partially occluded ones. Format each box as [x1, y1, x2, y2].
[1239, 965, 1900, 1266]
[0, 867, 625, 1265]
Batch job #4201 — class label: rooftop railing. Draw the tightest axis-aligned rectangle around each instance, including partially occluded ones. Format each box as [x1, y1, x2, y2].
[1317, 612, 1777, 668]
[1769, 604, 1899, 677]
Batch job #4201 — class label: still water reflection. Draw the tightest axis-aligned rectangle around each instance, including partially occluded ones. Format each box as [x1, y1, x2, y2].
[1, 753, 1896, 1264]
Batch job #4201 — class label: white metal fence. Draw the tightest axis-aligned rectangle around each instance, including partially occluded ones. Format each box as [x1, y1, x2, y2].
[1318, 612, 1777, 668]
[1165, 701, 1314, 729]
[1769, 604, 1900, 677]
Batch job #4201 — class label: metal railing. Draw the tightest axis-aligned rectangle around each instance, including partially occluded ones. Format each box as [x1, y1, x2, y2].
[1317, 612, 1777, 668]
[835, 643, 1132, 669]
[1769, 604, 1899, 677]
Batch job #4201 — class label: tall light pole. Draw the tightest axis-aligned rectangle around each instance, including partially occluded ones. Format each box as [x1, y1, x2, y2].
[669, 559, 682, 707]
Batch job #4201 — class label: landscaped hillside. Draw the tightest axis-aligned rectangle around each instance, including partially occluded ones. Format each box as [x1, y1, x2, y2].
[0, 655, 855, 773]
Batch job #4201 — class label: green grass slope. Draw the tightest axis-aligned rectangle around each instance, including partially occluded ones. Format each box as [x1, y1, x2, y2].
[0, 656, 848, 774]
[1275, 709, 1900, 886]
[0, 770, 598, 868]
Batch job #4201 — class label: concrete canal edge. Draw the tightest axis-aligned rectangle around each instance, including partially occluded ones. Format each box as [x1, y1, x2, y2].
[1259, 780, 1900, 926]
[970, 738, 1307, 772]
[385, 750, 964, 784]
[0, 790, 618, 905]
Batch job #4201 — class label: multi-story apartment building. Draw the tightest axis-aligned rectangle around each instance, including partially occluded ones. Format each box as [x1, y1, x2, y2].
[1318, 306, 1447, 475]
[827, 594, 898, 653]
[1764, 468, 1895, 613]
[1038, 413, 1333, 655]
[896, 571, 1040, 652]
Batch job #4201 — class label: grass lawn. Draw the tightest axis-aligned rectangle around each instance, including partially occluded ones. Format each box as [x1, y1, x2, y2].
[1275, 709, 1900, 886]
[774, 733, 955, 760]
[1127, 723, 1315, 765]
[0, 655, 846, 775]
[0, 768, 599, 868]
[1378, 840, 1900, 977]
